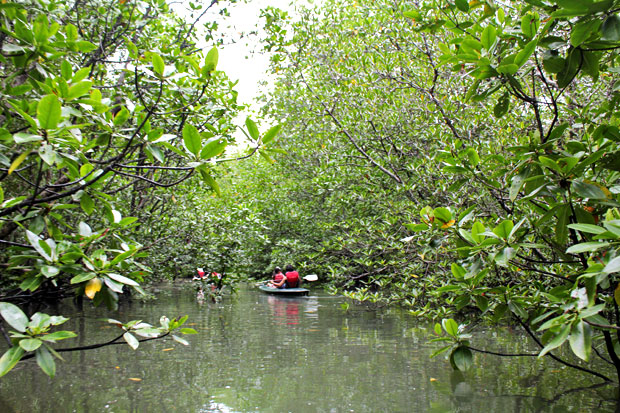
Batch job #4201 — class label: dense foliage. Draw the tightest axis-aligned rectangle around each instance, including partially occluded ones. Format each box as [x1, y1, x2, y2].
[203, 0, 620, 384]
[0, 0, 284, 377]
[2, 0, 620, 388]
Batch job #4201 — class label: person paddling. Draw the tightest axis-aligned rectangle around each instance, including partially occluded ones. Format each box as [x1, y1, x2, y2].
[284, 264, 300, 288]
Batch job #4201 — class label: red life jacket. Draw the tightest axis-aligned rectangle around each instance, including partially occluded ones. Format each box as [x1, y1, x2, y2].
[197, 269, 205, 278]
[274, 273, 284, 282]
[285, 271, 300, 288]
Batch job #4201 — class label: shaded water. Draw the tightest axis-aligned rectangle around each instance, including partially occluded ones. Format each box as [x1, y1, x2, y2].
[0, 283, 615, 412]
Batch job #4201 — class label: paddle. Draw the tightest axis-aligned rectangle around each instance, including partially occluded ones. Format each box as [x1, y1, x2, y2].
[303, 274, 318, 282]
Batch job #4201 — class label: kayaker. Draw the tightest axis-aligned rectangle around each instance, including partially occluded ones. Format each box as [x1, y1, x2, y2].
[193, 267, 207, 280]
[269, 267, 286, 289]
[284, 264, 300, 288]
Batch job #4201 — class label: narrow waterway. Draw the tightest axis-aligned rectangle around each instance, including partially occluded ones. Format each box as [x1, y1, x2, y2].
[0, 283, 615, 412]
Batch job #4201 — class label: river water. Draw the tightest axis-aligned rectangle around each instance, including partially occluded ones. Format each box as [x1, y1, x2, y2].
[0, 283, 615, 412]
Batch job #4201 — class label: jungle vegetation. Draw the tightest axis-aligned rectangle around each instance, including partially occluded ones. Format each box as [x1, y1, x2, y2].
[1, 0, 620, 390]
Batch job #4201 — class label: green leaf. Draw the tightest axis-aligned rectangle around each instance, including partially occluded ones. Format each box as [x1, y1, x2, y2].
[515, 39, 537, 67]
[70, 272, 96, 284]
[200, 137, 227, 160]
[182, 124, 202, 157]
[442, 318, 459, 337]
[405, 223, 429, 232]
[61, 60, 73, 80]
[41, 331, 77, 342]
[451, 263, 466, 280]
[123, 332, 139, 350]
[567, 242, 611, 254]
[35, 346, 55, 378]
[203, 46, 219, 73]
[19, 338, 42, 352]
[508, 300, 528, 319]
[433, 207, 452, 223]
[455, 0, 469, 12]
[113, 107, 130, 127]
[572, 181, 607, 199]
[557, 48, 581, 88]
[0, 302, 29, 332]
[521, 13, 539, 39]
[107, 272, 139, 286]
[465, 148, 479, 167]
[0, 347, 25, 377]
[493, 220, 514, 240]
[604, 257, 620, 274]
[245, 118, 260, 140]
[262, 124, 282, 145]
[571, 20, 598, 47]
[569, 320, 591, 361]
[75, 40, 97, 52]
[450, 346, 473, 371]
[601, 14, 620, 41]
[80, 193, 94, 215]
[118, 217, 138, 227]
[567, 223, 606, 234]
[152, 53, 165, 76]
[37, 95, 61, 130]
[67, 80, 92, 100]
[40, 265, 59, 278]
[179, 328, 198, 334]
[539, 324, 570, 357]
[481, 26, 496, 51]
[199, 169, 221, 196]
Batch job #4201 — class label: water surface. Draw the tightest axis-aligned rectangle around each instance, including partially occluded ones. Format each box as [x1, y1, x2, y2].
[0, 283, 614, 412]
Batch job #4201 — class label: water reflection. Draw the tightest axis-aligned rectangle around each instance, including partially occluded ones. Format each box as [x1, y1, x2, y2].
[0, 283, 615, 412]
[266, 295, 301, 326]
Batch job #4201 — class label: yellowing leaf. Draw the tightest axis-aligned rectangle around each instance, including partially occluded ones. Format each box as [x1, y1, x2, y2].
[128, 377, 142, 382]
[8, 150, 32, 175]
[441, 219, 456, 229]
[85, 277, 102, 299]
[430, 378, 437, 382]
[162, 348, 174, 352]
[615, 284, 620, 306]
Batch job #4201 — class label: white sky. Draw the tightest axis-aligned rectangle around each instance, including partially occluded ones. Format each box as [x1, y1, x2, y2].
[172, 0, 312, 146]
[217, 0, 295, 108]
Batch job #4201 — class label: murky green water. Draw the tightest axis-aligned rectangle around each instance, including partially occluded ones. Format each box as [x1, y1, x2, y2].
[0, 283, 615, 412]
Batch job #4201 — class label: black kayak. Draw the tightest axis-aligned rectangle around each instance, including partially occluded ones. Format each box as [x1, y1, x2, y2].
[258, 285, 309, 296]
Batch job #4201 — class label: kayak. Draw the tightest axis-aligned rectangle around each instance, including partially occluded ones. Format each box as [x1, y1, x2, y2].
[258, 285, 309, 296]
